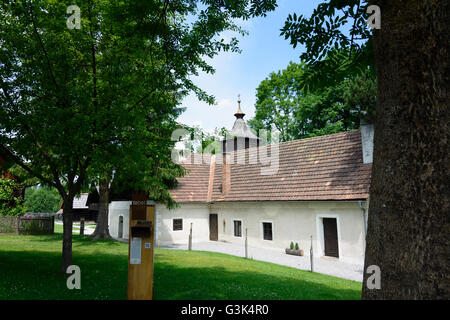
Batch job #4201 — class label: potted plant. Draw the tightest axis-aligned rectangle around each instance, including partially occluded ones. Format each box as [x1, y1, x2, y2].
[285, 241, 304, 256]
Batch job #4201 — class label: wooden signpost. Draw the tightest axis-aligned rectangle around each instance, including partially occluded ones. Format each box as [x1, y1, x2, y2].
[127, 191, 155, 300]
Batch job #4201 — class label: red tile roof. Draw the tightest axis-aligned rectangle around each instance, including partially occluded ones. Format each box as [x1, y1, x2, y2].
[169, 130, 371, 203]
[170, 162, 211, 203]
[0, 155, 16, 180]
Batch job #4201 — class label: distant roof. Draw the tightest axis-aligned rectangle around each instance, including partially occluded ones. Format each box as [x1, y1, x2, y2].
[0, 156, 16, 180]
[229, 118, 259, 139]
[73, 193, 89, 209]
[170, 162, 211, 203]
[169, 130, 372, 203]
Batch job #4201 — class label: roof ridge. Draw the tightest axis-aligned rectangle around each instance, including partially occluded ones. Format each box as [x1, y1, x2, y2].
[225, 129, 361, 155]
[170, 128, 370, 203]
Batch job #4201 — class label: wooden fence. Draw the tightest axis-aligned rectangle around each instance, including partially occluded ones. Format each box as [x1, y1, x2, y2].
[0, 214, 54, 235]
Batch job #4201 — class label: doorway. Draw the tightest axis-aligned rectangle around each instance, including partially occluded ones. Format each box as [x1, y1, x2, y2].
[323, 218, 339, 258]
[209, 214, 218, 241]
[118, 215, 123, 239]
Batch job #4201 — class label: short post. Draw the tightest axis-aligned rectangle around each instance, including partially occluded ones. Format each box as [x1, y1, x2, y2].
[245, 228, 248, 259]
[80, 217, 85, 235]
[310, 235, 314, 272]
[188, 223, 192, 250]
[15, 216, 20, 234]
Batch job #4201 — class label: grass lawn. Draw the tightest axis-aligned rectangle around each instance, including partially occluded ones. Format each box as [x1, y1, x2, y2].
[0, 229, 362, 300]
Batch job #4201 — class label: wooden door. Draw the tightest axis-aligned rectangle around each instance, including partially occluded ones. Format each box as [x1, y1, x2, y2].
[209, 214, 218, 241]
[323, 218, 339, 258]
[118, 216, 123, 238]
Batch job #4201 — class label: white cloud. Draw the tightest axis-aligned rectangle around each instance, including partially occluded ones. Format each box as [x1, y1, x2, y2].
[217, 98, 233, 109]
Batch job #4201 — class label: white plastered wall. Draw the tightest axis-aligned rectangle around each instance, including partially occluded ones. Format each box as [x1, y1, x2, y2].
[210, 201, 366, 265]
[107, 200, 366, 264]
[108, 201, 131, 239]
[154, 203, 210, 247]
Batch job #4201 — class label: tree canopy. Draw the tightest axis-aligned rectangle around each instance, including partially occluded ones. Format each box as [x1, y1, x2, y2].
[248, 61, 376, 142]
[0, 0, 277, 271]
[280, 1, 374, 90]
[24, 186, 62, 213]
[249, 0, 377, 143]
[281, 0, 449, 299]
[0, 178, 25, 216]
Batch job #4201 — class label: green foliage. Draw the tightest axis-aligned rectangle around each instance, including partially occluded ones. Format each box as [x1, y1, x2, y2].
[0, 231, 362, 299]
[295, 242, 299, 250]
[24, 187, 62, 213]
[248, 62, 305, 142]
[201, 127, 230, 155]
[248, 62, 376, 142]
[281, 1, 371, 59]
[290, 241, 294, 249]
[272, 1, 376, 141]
[0, 0, 277, 207]
[185, 125, 230, 154]
[280, 1, 375, 91]
[0, 178, 25, 216]
[7, 164, 40, 188]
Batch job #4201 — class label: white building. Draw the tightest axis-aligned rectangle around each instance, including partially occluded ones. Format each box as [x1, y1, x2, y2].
[108, 103, 373, 265]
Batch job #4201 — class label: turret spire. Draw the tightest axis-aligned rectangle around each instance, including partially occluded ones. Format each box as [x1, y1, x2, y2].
[234, 94, 245, 119]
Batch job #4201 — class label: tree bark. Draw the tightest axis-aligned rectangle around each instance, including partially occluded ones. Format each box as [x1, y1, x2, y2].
[362, 0, 450, 299]
[61, 196, 74, 274]
[91, 176, 111, 240]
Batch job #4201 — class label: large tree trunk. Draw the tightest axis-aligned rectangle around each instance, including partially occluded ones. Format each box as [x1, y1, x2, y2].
[91, 176, 111, 240]
[362, 0, 450, 299]
[61, 196, 74, 274]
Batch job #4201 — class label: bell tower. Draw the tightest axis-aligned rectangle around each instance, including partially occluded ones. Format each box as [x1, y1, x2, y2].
[222, 95, 260, 154]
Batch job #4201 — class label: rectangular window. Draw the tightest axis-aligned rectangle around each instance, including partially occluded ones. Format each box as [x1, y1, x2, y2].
[234, 220, 242, 237]
[262, 222, 272, 240]
[173, 219, 183, 231]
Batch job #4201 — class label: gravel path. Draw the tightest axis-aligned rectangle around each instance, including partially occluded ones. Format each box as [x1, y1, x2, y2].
[159, 240, 364, 282]
[55, 221, 96, 235]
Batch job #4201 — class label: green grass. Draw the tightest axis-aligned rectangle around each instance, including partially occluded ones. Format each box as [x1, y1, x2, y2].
[0, 230, 362, 300]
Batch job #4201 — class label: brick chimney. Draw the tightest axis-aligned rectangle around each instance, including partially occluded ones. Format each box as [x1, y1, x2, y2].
[221, 153, 231, 194]
[360, 120, 374, 165]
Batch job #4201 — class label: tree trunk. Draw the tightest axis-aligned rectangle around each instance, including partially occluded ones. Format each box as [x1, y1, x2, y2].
[362, 0, 450, 299]
[61, 196, 74, 274]
[91, 176, 111, 240]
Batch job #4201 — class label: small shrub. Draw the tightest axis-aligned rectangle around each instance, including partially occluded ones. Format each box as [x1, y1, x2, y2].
[0, 178, 25, 216]
[290, 241, 294, 249]
[295, 242, 299, 250]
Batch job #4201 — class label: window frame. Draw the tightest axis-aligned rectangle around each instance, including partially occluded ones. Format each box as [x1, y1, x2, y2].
[232, 219, 243, 238]
[172, 218, 183, 231]
[261, 221, 273, 241]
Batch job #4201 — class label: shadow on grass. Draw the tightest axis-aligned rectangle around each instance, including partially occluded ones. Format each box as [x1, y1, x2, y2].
[154, 260, 361, 300]
[0, 249, 128, 300]
[27, 232, 123, 248]
[0, 240, 361, 300]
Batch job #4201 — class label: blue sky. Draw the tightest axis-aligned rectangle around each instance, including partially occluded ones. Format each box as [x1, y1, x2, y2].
[178, 0, 323, 132]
